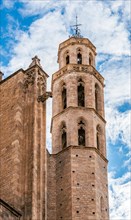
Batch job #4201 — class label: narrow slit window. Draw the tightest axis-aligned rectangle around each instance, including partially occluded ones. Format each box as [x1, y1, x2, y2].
[95, 84, 99, 111]
[62, 87, 67, 109]
[77, 53, 82, 64]
[89, 57, 91, 65]
[100, 196, 104, 212]
[66, 55, 70, 64]
[89, 53, 93, 65]
[96, 125, 101, 150]
[62, 130, 67, 149]
[78, 127, 85, 146]
[97, 132, 100, 150]
[78, 83, 85, 107]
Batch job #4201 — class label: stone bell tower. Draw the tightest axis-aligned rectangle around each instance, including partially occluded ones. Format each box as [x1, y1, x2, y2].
[51, 32, 109, 219]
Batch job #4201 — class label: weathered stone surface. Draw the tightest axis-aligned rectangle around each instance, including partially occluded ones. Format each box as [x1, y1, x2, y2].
[0, 64, 47, 219]
[0, 36, 109, 220]
[50, 36, 109, 220]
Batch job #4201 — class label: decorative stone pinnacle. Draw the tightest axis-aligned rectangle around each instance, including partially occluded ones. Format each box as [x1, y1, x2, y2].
[29, 55, 43, 68]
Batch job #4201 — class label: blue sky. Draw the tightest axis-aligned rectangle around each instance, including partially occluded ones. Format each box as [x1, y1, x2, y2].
[0, 0, 131, 219]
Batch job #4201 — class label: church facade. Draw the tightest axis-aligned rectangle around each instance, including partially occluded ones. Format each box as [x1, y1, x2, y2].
[0, 35, 109, 220]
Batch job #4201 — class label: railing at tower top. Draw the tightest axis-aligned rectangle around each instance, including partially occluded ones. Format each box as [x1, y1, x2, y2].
[52, 64, 104, 86]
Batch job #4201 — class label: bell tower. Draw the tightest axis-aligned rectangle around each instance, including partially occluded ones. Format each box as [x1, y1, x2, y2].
[51, 30, 109, 219]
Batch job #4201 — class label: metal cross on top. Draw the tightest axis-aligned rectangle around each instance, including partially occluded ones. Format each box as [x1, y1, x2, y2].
[71, 15, 83, 38]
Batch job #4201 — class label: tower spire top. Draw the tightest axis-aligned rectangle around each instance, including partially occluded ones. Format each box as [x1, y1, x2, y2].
[70, 15, 83, 38]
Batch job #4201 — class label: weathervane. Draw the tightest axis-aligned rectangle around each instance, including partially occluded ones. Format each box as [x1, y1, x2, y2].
[70, 15, 83, 38]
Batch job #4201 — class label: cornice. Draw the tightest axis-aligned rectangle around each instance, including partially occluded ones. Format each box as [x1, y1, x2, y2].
[52, 64, 104, 87]
[52, 106, 106, 122]
[0, 69, 25, 85]
[51, 145, 108, 163]
[51, 106, 106, 133]
[0, 64, 49, 86]
[58, 37, 96, 57]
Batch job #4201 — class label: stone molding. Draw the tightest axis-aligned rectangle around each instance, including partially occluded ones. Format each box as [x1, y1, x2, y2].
[58, 37, 96, 55]
[50, 145, 108, 163]
[52, 64, 104, 86]
[51, 106, 106, 124]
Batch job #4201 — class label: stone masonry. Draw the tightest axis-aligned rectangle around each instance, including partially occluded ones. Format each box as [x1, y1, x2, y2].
[0, 36, 109, 220]
[0, 57, 48, 219]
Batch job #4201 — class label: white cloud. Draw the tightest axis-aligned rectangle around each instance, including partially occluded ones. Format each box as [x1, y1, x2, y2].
[106, 107, 130, 147]
[1, 1, 131, 217]
[2, 0, 130, 76]
[109, 0, 131, 23]
[19, 0, 130, 55]
[109, 172, 131, 220]
[123, 157, 131, 171]
[1, 0, 16, 9]
[100, 55, 131, 157]
[2, 10, 68, 79]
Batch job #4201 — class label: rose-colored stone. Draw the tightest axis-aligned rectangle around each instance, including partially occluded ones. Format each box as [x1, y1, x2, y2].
[0, 38, 109, 220]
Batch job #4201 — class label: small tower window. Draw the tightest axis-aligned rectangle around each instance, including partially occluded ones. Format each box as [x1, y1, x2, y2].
[78, 79, 85, 107]
[95, 83, 100, 112]
[62, 130, 67, 149]
[66, 55, 70, 64]
[78, 120, 85, 146]
[78, 127, 85, 146]
[97, 132, 100, 150]
[77, 53, 82, 64]
[89, 53, 93, 65]
[96, 125, 101, 150]
[62, 85, 67, 109]
[61, 123, 67, 149]
[100, 196, 104, 212]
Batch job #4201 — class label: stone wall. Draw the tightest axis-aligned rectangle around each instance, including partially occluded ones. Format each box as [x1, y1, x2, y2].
[0, 65, 47, 219]
[47, 146, 109, 220]
[0, 71, 25, 211]
[0, 199, 21, 220]
[47, 152, 56, 220]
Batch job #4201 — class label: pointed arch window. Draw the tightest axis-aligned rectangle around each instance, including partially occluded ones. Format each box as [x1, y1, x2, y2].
[61, 123, 67, 149]
[78, 79, 85, 107]
[62, 85, 67, 109]
[96, 125, 101, 150]
[78, 120, 85, 146]
[89, 53, 93, 65]
[77, 53, 82, 64]
[66, 55, 70, 64]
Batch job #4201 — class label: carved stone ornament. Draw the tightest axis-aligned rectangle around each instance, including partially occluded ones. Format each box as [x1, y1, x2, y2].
[37, 92, 52, 103]
[73, 66, 80, 72]
[37, 70, 46, 92]
[23, 70, 36, 92]
[93, 71, 102, 82]
[81, 66, 88, 72]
